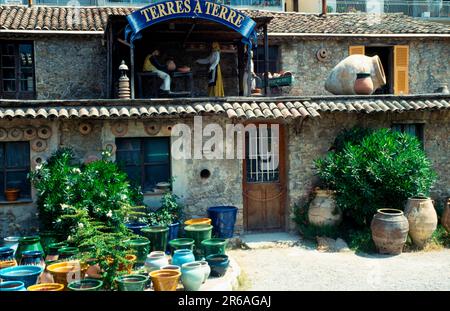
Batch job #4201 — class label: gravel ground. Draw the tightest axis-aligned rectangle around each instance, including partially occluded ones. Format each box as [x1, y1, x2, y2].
[229, 245, 450, 291]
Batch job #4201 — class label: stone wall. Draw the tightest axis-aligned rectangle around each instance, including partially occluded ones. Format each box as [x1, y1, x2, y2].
[275, 37, 450, 96]
[35, 36, 107, 99]
[286, 110, 450, 231]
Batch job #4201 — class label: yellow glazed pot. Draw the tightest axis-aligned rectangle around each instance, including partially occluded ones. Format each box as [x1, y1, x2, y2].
[150, 269, 181, 291]
[184, 218, 212, 226]
[27, 283, 65, 291]
[46, 261, 86, 289]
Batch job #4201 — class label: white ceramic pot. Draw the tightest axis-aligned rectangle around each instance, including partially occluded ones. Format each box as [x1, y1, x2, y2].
[144, 252, 169, 273]
[198, 260, 211, 283]
[325, 55, 386, 95]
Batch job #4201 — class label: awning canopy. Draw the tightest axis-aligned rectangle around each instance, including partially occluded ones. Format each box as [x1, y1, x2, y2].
[125, 0, 257, 45]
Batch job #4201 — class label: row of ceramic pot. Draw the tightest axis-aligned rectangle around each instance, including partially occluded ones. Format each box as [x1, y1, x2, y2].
[371, 196, 440, 255]
[0, 279, 104, 291]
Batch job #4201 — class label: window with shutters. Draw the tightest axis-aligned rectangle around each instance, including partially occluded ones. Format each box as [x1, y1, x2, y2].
[0, 41, 35, 99]
[392, 123, 424, 148]
[115, 137, 171, 192]
[0, 142, 31, 201]
[349, 45, 409, 95]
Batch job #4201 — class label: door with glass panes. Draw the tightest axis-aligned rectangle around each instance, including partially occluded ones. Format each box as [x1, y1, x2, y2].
[243, 123, 286, 231]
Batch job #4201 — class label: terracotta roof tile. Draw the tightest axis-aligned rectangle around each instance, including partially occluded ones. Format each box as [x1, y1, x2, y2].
[0, 6, 449, 34]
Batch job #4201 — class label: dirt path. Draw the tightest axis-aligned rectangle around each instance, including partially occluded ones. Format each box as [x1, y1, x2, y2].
[229, 245, 450, 291]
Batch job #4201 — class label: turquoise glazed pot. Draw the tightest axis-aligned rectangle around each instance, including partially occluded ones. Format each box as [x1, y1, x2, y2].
[0, 281, 26, 291]
[181, 261, 204, 291]
[68, 279, 104, 291]
[125, 237, 150, 267]
[201, 238, 227, 257]
[172, 249, 195, 267]
[168, 238, 195, 256]
[0, 265, 43, 287]
[206, 254, 229, 277]
[16, 236, 44, 260]
[116, 274, 149, 291]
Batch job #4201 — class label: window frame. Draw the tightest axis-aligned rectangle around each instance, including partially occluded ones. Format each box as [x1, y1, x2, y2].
[0, 141, 32, 200]
[115, 137, 172, 193]
[252, 45, 280, 75]
[0, 40, 36, 100]
[391, 122, 425, 148]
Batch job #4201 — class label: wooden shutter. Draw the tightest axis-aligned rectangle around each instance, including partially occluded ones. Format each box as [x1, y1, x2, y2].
[394, 45, 409, 95]
[349, 46, 365, 55]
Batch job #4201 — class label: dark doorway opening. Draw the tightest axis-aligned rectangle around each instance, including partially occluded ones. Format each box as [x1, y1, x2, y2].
[365, 46, 393, 94]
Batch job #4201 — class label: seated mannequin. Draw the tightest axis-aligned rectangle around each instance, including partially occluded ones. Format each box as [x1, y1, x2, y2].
[142, 49, 175, 96]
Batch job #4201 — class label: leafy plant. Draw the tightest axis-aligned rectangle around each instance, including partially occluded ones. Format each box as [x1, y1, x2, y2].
[315, 128, 437, 226]
[29, 148, 143, 237]
[346, 229, 375, 253]
[147, 192, 183, 226]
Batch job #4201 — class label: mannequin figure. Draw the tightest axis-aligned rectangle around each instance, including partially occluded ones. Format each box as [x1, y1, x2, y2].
[243, 50, 257, 95]
[143, 49, 173, 95]
[196, 42, 224, 97]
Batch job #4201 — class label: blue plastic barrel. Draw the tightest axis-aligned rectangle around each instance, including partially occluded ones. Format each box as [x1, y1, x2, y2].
[207, 206, 238, 238]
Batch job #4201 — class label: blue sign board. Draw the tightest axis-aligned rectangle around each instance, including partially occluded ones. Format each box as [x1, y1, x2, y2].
[125, 0, 257, 45]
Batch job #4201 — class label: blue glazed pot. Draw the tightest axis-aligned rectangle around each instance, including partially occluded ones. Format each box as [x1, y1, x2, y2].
[3, 237, 20, 257]
[0, 265, 43, 288]
[207, 206, 238, 238]
[205, 254, 229, 277]
[0, 281, 26, 291]
[19, 250, 45, 268]
[166, 222, 180, 254]
[125, 222, 149, 236]
[172, 249, 195, 267]
[0, 247, 15, 262]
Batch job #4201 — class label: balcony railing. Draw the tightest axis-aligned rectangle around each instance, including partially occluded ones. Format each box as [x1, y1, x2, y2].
[329, 0, 450, 18]
[0, 0, 284, 11]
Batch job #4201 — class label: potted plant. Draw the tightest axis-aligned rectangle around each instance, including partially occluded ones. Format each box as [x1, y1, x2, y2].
[5, 188, 20, 202]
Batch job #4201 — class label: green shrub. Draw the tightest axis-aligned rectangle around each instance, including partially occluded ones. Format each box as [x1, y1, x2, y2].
[315, 128, 437, 226]
[146, 191, 184, 226]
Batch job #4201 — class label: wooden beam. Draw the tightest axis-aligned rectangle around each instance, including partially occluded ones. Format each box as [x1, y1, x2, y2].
[264, 24, 270, 96]
[130, 44, 135, 99]
[117, 38, 131, 47]
[182, 23, 196, 47]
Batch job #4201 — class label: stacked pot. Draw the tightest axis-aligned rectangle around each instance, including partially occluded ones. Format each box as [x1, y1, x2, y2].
[371, 196, 438, 255]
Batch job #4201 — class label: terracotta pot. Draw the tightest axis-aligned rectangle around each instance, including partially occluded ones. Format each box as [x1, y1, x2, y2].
[27, 283, 65, 291]
[354, 72, 374, 95]
[150, 269, 181, 291]
[441, 199, 450, 233]
[177, 66, 191, 73]
[404, 196, 438, 248]
[5, 188, 20, 201]
[325, 55, 386, 95]
[46, 261, 86, 289]
[371, 209, 409, 255]
[308, 189, 342, 227]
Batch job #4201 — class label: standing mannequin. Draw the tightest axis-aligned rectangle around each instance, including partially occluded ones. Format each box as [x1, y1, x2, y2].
[143, 49, 171, 95]
[243, 50, 256, 95]
[196, 42, 224, 97]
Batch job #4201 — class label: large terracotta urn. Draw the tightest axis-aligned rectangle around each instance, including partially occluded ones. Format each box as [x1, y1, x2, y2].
[404, 196, 438, 248]
[325, 55, 386, 95]
[371, 209, 409, 255]
[440, 199, 450, 233]
[308, 189, 342, 227]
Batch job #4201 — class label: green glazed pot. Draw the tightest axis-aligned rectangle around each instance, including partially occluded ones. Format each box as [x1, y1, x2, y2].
[168, 238, 195, 256]
[68, 279, 103, 291]
[184, 224, 213, 259]
[141, 226, 169, 252]
[38, 231, 62, 255]
[47, 242, 68, 256]
[57, 247, 79, 260]
[15, 236, 44, 261]
[116, 274, 149, 291]
[201, 238, 227, 257]
[125, 237, 150, 266]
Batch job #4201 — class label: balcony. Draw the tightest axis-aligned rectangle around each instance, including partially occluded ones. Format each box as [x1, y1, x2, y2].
[0, 0, 284, 12]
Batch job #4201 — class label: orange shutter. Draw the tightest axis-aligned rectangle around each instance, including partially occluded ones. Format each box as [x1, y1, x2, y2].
[349, 46, 365, 55]
[394, 45, 409, 95]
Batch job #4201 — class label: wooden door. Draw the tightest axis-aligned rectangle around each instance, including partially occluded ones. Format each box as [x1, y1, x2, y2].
[243, 123, 286, 231]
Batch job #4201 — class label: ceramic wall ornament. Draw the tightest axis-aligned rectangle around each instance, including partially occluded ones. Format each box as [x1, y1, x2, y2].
[78, 122, 93, 135]
[31, 156, 44, 169]
[316, 48, 330, 62]
[103, 142, 117, 155]
[9, 128, 23, 140]
[0, 128, 7, 140]
[23, 126, 37, 140]
[111, 121, 128, 137]
[31, 139, 48, 152]
[37, 126, 52, 139]
[144, 122, 162, 136]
